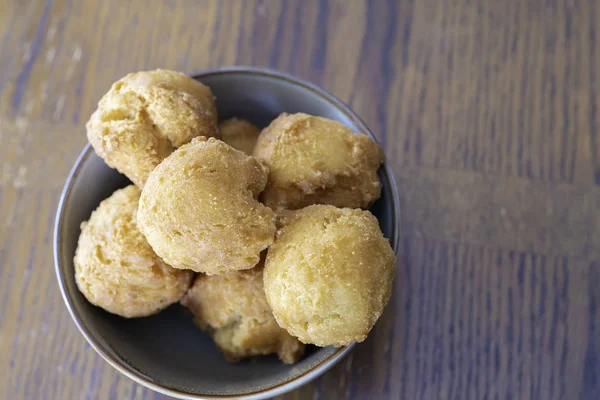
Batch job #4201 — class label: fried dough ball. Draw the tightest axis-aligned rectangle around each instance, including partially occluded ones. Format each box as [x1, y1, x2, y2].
[263, 205, 396, 347]
[253, 113, 383, 210]
[86, 69, 218, 187]
[219, 118, 261, 155]
[138, 137, 276, 275]
[74, 185, 194, 318]
[181, 263, 305, 364]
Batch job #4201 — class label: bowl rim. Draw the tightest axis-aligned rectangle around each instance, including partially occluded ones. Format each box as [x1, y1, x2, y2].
[53, 66, 401, 400]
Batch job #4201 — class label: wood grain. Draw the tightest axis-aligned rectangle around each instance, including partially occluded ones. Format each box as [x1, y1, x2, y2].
[1, 0, 599, 399]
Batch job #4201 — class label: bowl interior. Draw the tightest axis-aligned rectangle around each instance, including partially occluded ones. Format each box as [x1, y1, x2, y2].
[55, 69, 398, 397]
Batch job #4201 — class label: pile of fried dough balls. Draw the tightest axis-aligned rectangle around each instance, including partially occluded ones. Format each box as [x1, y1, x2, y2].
[75, 69, 396, 364]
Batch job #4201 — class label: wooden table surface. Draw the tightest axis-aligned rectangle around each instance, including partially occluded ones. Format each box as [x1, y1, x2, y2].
[1, 0, 599, 399]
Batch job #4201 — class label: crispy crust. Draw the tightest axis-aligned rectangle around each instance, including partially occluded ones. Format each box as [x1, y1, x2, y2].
[86, 69, 218, 187]
[181, 264, 305, 364]
[74, 185, 194, 318]
[264, 205, 396, 347]
[219, 118, 261, 155]
[137, 137, 276, 274]
[253, 113, 383, 210]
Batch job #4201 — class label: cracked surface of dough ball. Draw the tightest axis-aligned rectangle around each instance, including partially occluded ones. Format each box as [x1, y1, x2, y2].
[74, 185, 194, 318]
[253, 113, 383, 210]
[264, 205, 396, 347]
[181, 264, 305, 364]
[86, 69, 218, 187]
[219, 118, 261, 155]
[138, 137, 276, 274]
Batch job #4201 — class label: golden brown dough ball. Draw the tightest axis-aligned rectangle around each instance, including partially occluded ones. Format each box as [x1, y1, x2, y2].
[181, 264, 305, 364]
[74, 185, 194, 318]
[253, 113, 383, 210]
[138, 137, 276, 275]
[219, 118, 261, 155]
[86, 69, 218, 187]
[263, 205, 396, 347]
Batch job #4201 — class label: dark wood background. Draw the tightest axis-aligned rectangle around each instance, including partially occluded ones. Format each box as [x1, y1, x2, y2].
[1, 0, 599, 399]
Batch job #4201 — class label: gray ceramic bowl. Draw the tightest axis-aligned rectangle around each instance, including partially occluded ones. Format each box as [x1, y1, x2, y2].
[54, 67, 400, 399]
